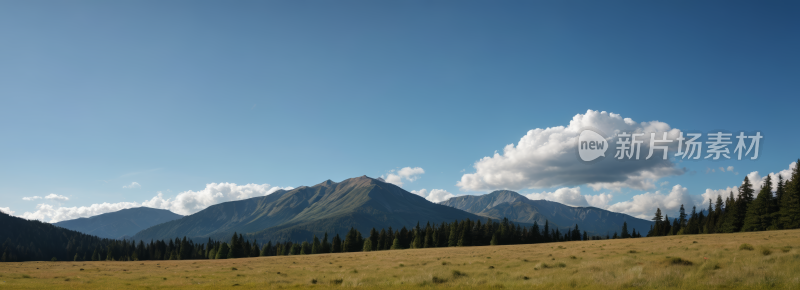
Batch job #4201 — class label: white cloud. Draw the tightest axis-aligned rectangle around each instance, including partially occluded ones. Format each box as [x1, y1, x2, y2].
[605, 184, 697, 219]
[382, 167, 425, 187]
[700, 186, 739, 206]
[748, 162, 796, 192]
[524, 187, 613, 209]
[411, 188, 456, 203]
[20, 182, 293, 223]
[45, 193, 69, 201]
[22, 196, 42, 201]
[123, 182, 141, 189]
[457, 110, 684, 192]
[585, 193, 614, 209]
[0, 207, 14, 215]
[700, 161, 797, 206]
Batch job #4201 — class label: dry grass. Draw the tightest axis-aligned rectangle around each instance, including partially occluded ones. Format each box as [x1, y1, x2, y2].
[1, 229, 799, 289]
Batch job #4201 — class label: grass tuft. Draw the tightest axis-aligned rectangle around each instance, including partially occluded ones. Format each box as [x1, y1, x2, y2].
[330, 278, 343, 285]
[761, 247, 772, 256]
[739, 243, 755, 251]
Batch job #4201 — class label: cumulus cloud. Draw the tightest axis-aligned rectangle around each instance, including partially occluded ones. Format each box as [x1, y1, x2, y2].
[20, 182, 293, 223]
[123, 182, 141, 189]
[411, 189, 456, 203]
[605, 185, 697, 219]
[524, 187, 613, 208]
[382, 167, 425, 187]
[0, 207, 14, 215]
[701, 161, 797, 206]
[457, 110, 685, 192]
[22, 196, 42, 201]
[45, 193, 69, 201]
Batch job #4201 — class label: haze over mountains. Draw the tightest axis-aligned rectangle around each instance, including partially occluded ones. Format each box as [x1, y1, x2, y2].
[439, 190, 652, 236]
[54, 207, 183, 239]
[52, 176, 651, 243]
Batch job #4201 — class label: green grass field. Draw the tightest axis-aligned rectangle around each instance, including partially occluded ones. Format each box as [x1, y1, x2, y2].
[1, 229, 799, 289]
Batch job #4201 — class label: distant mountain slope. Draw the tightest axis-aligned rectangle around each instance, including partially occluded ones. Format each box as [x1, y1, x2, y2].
[54, 207, 183, 239]
[440, 190, 652, 235]
[1, 211, 107, 262]
[133, 176, 486, 242]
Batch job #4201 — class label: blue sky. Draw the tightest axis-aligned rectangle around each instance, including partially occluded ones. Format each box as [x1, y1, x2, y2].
[1, 1, 798, 221]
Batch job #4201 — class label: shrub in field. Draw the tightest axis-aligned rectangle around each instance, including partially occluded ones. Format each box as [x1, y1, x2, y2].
[781, 246, 792, 253]
[669, 257, 693, 265]
[761, 247, 772, 256]
[432, 276, 447, 284]
[740, 244, 754, 251]
[330, 279, 343, 285]
[451, 270, 466, 278]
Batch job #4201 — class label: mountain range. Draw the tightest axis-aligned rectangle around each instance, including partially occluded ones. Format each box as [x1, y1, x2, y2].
[54, 207, 183, 239]
[51, 176, 652, 242]
[132, 176, 485, 242]
[439, 190, 652, 236]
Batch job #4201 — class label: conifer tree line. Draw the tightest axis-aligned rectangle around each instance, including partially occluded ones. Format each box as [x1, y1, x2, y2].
[648, 159, 800, 236]
[2, 208, 643, 262]
[207, 217, 641, 259]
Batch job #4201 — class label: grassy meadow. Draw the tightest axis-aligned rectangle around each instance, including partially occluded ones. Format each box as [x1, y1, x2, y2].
[1, 229, 799, 289]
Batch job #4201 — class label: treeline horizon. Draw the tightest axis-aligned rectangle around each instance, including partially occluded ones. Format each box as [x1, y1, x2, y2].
[2, 212, 640, 262]
[648, 158, 800, 236]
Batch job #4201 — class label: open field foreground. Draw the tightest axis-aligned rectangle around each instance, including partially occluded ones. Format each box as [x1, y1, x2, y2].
[1, 230, 799, 289]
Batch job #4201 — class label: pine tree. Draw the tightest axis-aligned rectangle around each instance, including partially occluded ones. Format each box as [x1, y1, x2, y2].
[678, 205, 687, 232]
[300, 242, 310, 255]
[458, 220, 472, 247]
[651, 208, 663, 236]
[228, 233, 240, 258]
[734, 176, 756, 231]
[621, 222, 630, 238]
[743, 175, 772, 231]
[448, 223, 458, 247]
[779, 160, 800, 229]
[423, 228, 432, 248]
[261, 241, 272, 256]
[343, 228, 358, 252]
[216, 243, 229, 259]
[321, 233, 331, 253]
[390, 237, 402, 250]
[490, 232, 499, 245]
[331, 234, 342, 253]
[362, 239, 373, 252]
[369, 228, 378, 251]
[411, 229, 422, 249]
